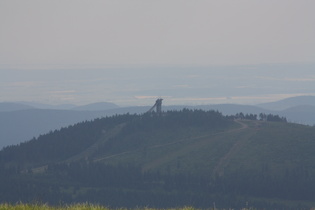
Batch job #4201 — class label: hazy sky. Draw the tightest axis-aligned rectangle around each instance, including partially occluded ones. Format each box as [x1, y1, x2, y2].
[1, 1, 315, 106]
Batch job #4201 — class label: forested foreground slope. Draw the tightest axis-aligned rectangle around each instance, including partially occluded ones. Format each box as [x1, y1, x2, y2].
[1, 110, 315, 209]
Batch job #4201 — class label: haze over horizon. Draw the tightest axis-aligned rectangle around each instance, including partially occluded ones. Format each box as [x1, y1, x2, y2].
[1, 1, 315, 106]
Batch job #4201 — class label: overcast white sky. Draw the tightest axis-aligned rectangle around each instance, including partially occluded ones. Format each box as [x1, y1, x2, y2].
[1, 1, 315, 106]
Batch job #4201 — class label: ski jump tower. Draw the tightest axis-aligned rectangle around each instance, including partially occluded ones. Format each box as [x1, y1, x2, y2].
[147, 98, 163, 114]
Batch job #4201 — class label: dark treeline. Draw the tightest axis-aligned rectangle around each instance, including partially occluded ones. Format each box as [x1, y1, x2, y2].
[127, 109, 230, 131]
[230, 112, 287, 122]
[0, 161, 314, 209]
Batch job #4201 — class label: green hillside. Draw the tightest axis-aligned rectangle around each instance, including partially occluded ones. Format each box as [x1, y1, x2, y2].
[1, 109, 315, 209]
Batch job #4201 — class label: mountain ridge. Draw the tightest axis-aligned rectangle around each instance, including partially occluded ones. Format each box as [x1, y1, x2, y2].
[72, 102, 120, 111]
[0, 102, 34, 112]
[257, 95, 315, 110]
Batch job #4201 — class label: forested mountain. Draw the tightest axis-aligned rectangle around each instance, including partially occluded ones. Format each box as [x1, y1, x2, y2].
[2, 96, 315, 149]
[0, 109, 315, 209]
[0, 110, 229, 168]
[0, 107, 147, 149]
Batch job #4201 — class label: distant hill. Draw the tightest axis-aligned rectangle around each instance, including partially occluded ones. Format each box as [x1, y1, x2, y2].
[257, 95, 315, 110]
[0, 104, 266, 149]
[72, 102, 120, 111]
[0, 102, 34, 112]
[279, 105, 315, 125]
[19, 101, 77, 110]
[0, 110, 315, 209]
[11, 101, 120, 111]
